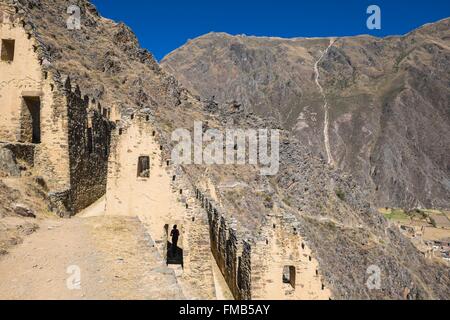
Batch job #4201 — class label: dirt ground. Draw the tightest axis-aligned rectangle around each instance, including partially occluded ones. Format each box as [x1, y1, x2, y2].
[0, 215, 185, 300]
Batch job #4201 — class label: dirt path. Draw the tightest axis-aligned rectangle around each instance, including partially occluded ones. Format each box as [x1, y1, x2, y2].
[0, 215, 184, 300]
[314, 38, 336, 167]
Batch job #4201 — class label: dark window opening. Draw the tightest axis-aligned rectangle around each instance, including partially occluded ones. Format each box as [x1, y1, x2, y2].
[119, 128, 123, 135]
[137, 156, 150, 178]
[172, 175, 176, 181]
[283, 266, 296, 288]
[1, 39, 15, 62]
[146, 115, 150, 121]
[20, 97, 41, 144]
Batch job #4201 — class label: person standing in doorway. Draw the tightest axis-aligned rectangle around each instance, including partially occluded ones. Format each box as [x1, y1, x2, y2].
[170, 225, 180, 255]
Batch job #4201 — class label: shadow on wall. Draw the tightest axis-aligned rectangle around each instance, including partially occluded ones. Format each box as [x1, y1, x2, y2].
[166, 241, 183, 266]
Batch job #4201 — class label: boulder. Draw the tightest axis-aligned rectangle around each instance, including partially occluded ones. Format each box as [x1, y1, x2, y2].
[13, 204, 36, 218]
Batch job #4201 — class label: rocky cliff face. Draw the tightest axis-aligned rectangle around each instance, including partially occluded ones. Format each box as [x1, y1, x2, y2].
[4, 0, 449, 299]
[161, 20, 450, 210]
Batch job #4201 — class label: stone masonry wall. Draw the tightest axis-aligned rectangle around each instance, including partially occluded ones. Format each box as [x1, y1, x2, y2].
[1, 8, 113, 214]
[105, 116, 216, 299]
[0, 11, 70, 195]
[66, 78, 113, 213]
[195, 188, 252, 300]
[195, 188, 332, 300]
[250, 214, 332, 300]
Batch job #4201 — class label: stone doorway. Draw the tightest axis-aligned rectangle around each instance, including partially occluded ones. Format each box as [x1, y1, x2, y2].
[164, 224, 183, 267]
[20, 96, 41, 144]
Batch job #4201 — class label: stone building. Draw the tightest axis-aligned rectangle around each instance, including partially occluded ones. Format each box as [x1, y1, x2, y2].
[105, 112, 332, 300]
[0, 5, 113, 214]
[195, 189, 332, 300]
[105, 114, 217, 298]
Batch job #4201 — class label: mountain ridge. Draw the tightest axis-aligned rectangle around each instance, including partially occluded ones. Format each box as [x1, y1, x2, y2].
[161, 17, 450, 210]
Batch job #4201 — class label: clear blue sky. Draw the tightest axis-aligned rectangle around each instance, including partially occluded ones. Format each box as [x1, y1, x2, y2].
[91, 0, 450, 61]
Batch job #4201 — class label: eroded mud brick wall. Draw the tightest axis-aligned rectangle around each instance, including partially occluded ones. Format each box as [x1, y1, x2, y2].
[66, 83, 112, 213]
[0, 12, 71, 194]
[196, 189, 252, 300]
[105, 116, 188, 239]
[250, 216, 332, 300]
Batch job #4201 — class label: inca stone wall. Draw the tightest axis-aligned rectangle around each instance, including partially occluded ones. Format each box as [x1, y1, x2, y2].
[66, 79, 113, 213]
[105, 114, 188, 243]
[0, 13, 70, 192]
[196, 188, 332, 300]
[251, 215, 332, 300]
[195, 189, 253, 300]
[0, 12, 113, 214]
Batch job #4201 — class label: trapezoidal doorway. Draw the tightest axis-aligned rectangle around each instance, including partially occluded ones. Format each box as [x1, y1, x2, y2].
[20, 96, 41, 144]
[164, 224, 183, 267]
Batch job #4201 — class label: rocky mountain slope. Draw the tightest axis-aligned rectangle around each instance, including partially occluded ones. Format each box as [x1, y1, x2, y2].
[3, 0, 449, 299]
[161, 20, 450, 210]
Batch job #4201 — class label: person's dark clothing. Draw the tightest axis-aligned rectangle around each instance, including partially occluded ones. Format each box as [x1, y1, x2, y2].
[170, 228, 180, 254]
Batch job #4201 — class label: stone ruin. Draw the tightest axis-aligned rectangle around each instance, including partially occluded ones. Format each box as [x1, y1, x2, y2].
[104, 112, 332, 299]
[0, 1, 333, 299]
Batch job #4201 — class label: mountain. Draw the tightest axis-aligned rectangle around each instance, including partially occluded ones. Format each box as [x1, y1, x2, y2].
[161, 19, 450, 210]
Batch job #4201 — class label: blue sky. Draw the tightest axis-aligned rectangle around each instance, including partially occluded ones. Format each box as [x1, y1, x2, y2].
[91, 0, 450, 61]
